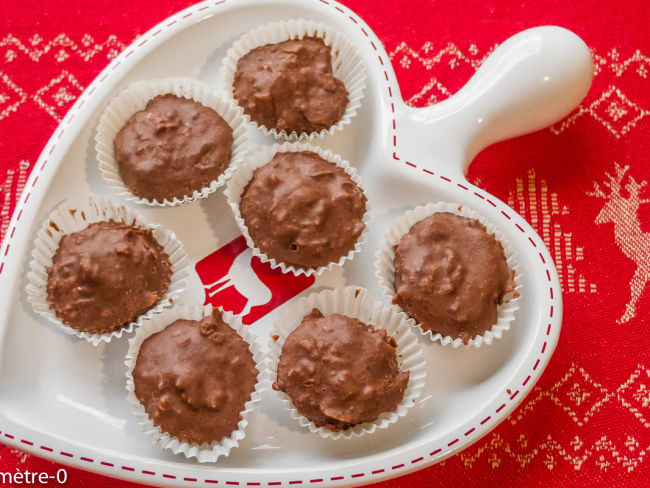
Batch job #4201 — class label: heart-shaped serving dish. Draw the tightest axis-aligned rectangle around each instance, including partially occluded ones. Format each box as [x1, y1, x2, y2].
[0, 0, 592, 485]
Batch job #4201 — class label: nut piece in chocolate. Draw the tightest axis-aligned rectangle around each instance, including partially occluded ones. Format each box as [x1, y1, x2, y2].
[393, 212, 515, 344]
[239, 151, 367, 269]
[233, 37, 349, 135]
[46, 220, 172, 335]
[133, 310, 259, 445]
[114, 94, 234, 202]
[273, 309, 409, 431]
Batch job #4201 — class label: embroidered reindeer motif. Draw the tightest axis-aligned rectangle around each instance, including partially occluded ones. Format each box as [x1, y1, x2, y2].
[587, 163, 650, 323]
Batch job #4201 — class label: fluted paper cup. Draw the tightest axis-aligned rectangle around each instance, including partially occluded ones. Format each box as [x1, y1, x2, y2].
[221, 19, 366, 141]
[268, 286, 426, 440]
[95, 77, 247, 206]
[224, 142, 370, 277]
[125, 303, 267, 463]
[25, 194, 189, 345]
[375, 202, 522, 348]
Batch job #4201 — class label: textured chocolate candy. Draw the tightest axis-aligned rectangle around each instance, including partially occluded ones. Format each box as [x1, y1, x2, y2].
[46, 220, 171, 334]
[393, 212, 515, 344]
[132, 310, 258, 445]
[273, 309, 409, 431]
[114, 94, 233, 201]
[239, 151, 367, 269]
[233, 37, 348, 134]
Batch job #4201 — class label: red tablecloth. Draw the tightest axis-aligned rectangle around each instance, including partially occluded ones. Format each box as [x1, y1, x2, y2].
[1, 0, 649, 486]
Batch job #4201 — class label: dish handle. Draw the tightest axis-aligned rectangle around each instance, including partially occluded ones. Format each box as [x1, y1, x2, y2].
[396, 26, 593, 179]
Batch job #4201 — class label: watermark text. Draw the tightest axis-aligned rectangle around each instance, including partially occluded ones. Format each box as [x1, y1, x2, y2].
[0, 468, 67, 484]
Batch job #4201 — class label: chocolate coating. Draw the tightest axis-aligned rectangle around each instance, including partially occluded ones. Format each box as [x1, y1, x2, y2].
[114, 94, 234, 201]
[273, 309, 409, 431]
[46, 220, 172, 334]
[233, 37, 349, 134]
[393, 212, 515, 344]
[133, 310, 258, 445]
[239, 151, 367, 268]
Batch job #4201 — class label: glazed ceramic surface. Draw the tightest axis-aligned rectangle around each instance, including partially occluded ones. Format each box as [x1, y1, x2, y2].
[0, 0, 592, 486]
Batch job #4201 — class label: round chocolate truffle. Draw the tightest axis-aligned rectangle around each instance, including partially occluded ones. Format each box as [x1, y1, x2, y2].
[132, 310, 258, 445]
[46, 220, 172, 335]
[233, 37, 349, 134]
[393, 212, 515, 344]
[239, 151, 367, 269]
[114, 94, 234, 202]
[273, 309, 409, 431]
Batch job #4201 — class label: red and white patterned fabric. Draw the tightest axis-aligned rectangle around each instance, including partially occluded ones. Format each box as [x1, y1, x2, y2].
[1, 0, 649, 486]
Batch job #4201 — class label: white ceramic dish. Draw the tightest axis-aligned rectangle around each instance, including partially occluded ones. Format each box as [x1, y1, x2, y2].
[0, 0, 592, 486]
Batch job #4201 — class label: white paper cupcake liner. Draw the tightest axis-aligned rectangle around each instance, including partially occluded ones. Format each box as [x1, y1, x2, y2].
[225, 142, 370, 277]
[268, 286, 426, 440]
[125, 303, 268, 463]
[95, 77, 248, 206]
[25, 194, 189, 346]
[376, 202, 522, 348]
[375, 202, 522, 348]
[221, 19, 366, 141]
